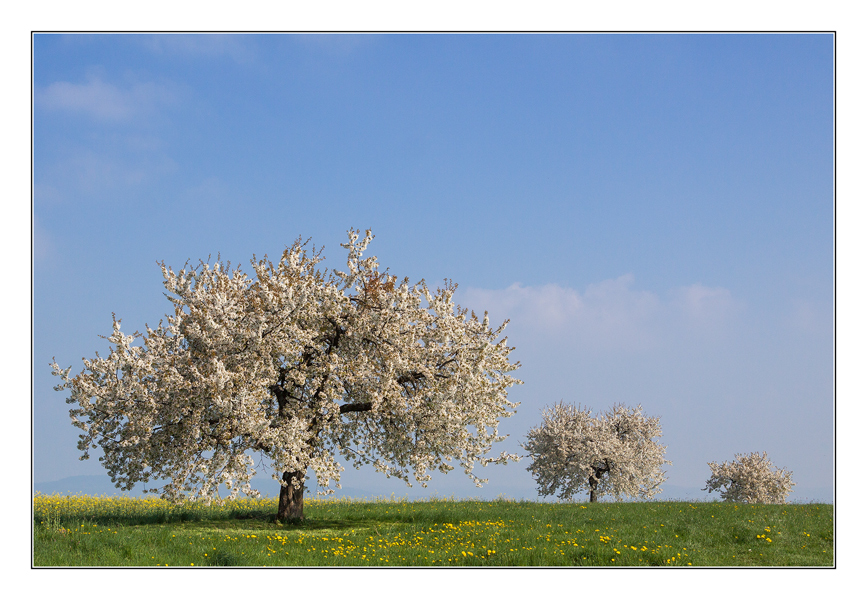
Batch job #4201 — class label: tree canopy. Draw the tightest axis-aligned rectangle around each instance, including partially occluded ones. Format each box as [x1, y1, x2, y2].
[523, 403, 669, 502]
[703, 451, 794, 504]
[52, 229, 522, 518]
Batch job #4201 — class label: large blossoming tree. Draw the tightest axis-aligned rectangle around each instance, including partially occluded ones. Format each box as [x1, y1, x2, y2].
[51, 229, 522, 520]
[703, 451, 794, 504]
[523, 403, 669, 502]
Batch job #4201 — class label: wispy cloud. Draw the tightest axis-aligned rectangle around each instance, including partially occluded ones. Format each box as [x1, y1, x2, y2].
[36, 74, 175, 122]
[142, 34, 256, 64]
[458, 276, 737, 352]
[38, 149, 177, 200]
[783, 299, 832, 336]
[182, 177, 230, 203]
[33, 216, 55, 264]
[291, 33, 377, 57]
[33, 183, 64, 206]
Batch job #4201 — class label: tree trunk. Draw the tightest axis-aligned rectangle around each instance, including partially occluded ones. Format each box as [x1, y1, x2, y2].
[588, 467, 605, 503]
[277, 469, 305, 521]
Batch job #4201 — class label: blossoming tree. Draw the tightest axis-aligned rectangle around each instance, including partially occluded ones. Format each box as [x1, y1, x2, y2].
[523, 402, 669, 502]
[703, 451, 794, 504]
[51, 229, 522, 520]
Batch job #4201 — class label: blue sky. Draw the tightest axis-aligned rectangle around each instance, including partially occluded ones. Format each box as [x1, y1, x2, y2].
[33, 33, 833, 502]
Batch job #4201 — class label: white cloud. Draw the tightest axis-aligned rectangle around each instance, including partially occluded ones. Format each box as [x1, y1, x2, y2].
[36, 74, 175, 122]
[581, 275, 661, 338]
[458, 276, 736, 352]
[668, 283, 737, 331]
[671, 283, 732, 314]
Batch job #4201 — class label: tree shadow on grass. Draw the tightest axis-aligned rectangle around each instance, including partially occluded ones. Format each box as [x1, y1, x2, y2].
[34, 506, 425, 536]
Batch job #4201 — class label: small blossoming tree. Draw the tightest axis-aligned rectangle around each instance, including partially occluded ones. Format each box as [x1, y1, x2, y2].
[523, 403, 669, 502]
[703, 451, 794, 504]
[51, 229, 522, 520]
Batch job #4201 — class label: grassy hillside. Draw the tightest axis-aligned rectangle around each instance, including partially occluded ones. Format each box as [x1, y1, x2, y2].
[33, 494, 833, 567]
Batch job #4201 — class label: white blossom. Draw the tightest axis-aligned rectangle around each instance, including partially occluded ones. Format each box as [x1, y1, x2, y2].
[703, 451, 794, 504]
[523, 402, 669, 502]
[51, 229, 522, 511]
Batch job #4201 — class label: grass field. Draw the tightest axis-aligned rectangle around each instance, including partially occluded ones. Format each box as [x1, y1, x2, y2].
[33, 493, 833, 567]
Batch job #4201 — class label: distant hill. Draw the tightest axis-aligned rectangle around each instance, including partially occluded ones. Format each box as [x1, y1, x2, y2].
[32, 474, 540, 501]
[32, 475, 378, 499]
[35, 475, 153, 497]
[34, 475, 832, 503]
[658, 484, 833, 504]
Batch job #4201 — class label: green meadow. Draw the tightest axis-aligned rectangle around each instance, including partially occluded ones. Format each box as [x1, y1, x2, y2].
[33, 493, 833, 567]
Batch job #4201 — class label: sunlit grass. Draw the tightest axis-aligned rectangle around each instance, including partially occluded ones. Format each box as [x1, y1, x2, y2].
[33, 493, 833, 567]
